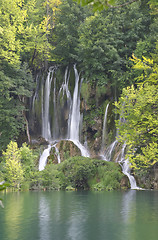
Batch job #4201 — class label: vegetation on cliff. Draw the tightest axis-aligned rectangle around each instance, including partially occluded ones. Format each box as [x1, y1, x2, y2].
[0, 0, 158, 186]
[0, 141, 128, 191]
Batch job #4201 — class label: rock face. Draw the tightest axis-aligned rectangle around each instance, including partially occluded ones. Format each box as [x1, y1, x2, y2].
[56, 140, 81, 162]
[48, 140, 81, 164]
[120, 175, 130, 189]
[136, 164, 158, 190]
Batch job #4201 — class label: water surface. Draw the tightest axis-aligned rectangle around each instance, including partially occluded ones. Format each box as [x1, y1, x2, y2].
[0, 190, 158, 240]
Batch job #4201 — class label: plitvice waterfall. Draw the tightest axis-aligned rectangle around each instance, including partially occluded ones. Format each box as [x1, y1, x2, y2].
[30, 65, 89, 171]
[29, 65, 139, 189]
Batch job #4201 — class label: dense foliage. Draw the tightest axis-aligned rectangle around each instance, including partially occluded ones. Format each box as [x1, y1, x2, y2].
[0, 0, 158, 185]
[0, 142, 126, 191]
[115, 53, 158, 170]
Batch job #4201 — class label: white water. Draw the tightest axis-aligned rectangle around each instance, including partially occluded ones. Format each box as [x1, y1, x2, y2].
[68, 65, 90, 157]
[100, 103, 118, 161]
[54, 145, 61, 164]
[42, 67, 55, 141]
[101, 103, 109, 152]
[71, 140, 90, 158]
[68, 65, 80, 141]
[99, 106, 139, 189]
[39, 65, 89, 170]
[52, 76, 59, 140]
[119, 144, 140, 190]
[100, 140, 118, 161]
[39, 145, 52, 171]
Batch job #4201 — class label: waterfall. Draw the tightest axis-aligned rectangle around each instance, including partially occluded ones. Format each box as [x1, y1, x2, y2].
[68, 65, 80, 141]
[100, 140, 118, 161]
[100, 103, 117, 161]
[54, 145, 61, 164]
[39, 145, 52, 171]
[52, 76, 59, 140]
[42, 67, 55, 141]
[101, 103, 109, 152]
[68, 65, 89, 157]
[119, 144, 140, 190]
[32, 74, 39, 114]
[38, 65, 89, 170]
[99, 104, 140, 189]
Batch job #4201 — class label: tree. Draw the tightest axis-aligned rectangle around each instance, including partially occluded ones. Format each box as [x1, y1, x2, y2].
[52, 0, 88, 65]
[115, 53, 158, 169]
[2, 141, 24, 188]
[0, 63, 34, 152]
[0, 0, 27, 66]
[77, 2, 150, 88]
[75, 0, 157, 11]
[20, 143, 37, 179]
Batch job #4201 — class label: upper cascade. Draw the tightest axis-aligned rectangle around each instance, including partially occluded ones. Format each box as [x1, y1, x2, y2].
[68, 65, 81, 141]
[42, 67, 55, 141]
[33, 65, 90, 170]
[101, 103, 109, 153]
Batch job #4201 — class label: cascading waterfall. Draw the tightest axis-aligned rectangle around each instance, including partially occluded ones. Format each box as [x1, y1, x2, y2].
[99, 103, 139, 189]
[52, 76, 59, 140]
[104, 140, 118, 161]
[54, 145, 61, 164]
[42, 67, 55, 141]
[34, 66, 140, 189]
[101, 103, 109, 152]
[68, 65, 80, 141]
[57, 66, 72, 139]
[68, 65, 89, 157]
[38, 65, 89, 170]
[32, 74, 39, 114]
[119, 143, 140, 190]
[100, 103, 117, 161]
[38, 143, 61, 171]
[39, 145, 52, 171]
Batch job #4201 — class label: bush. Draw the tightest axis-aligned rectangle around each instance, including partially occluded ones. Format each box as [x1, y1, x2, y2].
[58, 156, 124, 190]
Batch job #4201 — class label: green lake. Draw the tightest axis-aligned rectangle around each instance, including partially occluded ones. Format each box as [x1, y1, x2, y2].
[0, 190, 158, 240]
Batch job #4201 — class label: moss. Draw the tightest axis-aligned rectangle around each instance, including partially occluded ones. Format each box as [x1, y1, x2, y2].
[57, 157, 128, 190]
[66, 185, 76, 191]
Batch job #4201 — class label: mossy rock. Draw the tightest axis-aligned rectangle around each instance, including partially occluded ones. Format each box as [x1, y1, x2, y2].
[48, 147, 58, 164]
[66, 185, 76, 191]
[56, 140, 81, 162]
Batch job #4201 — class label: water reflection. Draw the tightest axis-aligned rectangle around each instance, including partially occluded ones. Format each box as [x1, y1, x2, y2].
[5, 192, 23, 240]
[120, 190, 137, 240]
[67, 193, 88, 240]
[39, 194, 50, 240]
[121, 190, 136, 222]
[1, 191, 158, 240]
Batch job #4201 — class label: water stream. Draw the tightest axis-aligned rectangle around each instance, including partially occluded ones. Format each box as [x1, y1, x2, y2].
[42, 67, 55, 141]
[119, 143, 140, 190]
[101, 103, 109, 152]
[38, 65, 89, 171]
[99, 103, 139, 189]
[36, 65, 138, 189]
[39, 145, 52, 171]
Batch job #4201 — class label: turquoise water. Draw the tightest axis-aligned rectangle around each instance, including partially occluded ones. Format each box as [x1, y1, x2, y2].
[0, 190, 158, 240]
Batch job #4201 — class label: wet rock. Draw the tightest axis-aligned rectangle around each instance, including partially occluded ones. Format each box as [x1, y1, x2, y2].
[120, 175, 130, 189]
[54, 140, 81, 162]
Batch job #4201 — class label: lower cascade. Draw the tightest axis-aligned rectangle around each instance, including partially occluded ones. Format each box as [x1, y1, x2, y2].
[119, 144, 140, 190]
[39, 145, 52, 171]
[99, 105, 139, 189]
